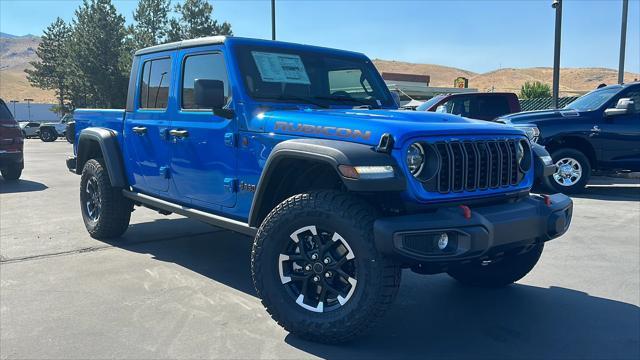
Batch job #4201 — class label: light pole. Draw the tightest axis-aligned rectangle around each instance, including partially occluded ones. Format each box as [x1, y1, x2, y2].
[551, 0, 562, 109]
[618, 0, 629, 84]
[9, 100, 19, 117]
[271, 0, 276, 40]
[24, 98, 34, 122]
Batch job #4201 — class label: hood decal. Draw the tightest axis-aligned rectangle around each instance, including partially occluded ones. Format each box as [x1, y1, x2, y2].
[274, 121, 372, 141]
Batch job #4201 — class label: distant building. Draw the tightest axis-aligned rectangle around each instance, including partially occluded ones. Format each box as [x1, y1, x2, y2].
[381, 72, 477, 105]
[5, 103, 59, 122]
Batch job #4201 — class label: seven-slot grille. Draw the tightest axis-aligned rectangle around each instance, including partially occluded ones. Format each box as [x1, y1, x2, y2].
[425, 139, 522, 194]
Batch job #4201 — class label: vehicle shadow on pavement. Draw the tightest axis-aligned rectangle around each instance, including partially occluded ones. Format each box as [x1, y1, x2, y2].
[286, 277, 639, 359]
[109, 219, 638, 359]
[573, 185, 640, 202]
[0, 179, 48, 194]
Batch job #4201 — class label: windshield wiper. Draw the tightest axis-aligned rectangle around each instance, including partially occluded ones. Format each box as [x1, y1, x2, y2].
[314, 96, 380, 109]
[258, 95, 330, 109]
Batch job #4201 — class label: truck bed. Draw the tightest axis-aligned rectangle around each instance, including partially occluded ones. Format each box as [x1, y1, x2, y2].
[73, 109, 125, 151]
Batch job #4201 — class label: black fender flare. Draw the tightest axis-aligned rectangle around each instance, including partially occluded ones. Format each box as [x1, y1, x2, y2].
[76, 128, 127, 188]
[247, 138, 406, 227]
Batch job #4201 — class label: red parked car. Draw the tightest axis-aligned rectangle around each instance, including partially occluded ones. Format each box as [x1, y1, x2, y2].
[417, 92, 521, 121]
[0, 99, 24, 180]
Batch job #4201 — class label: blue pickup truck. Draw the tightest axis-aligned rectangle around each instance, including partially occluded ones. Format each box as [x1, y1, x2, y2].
[67, 36, 572, 343]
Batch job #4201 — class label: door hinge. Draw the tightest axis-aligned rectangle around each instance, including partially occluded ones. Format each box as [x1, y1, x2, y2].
[224, 178, 238, 193]
[224, 133, 237, 147]
[160, 166, 171, 179]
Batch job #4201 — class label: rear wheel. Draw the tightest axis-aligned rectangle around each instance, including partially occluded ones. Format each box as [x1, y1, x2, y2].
[447, 243, 544, 287]
[80, 159, 132, 239]
[544, 148, 591, 194]
[40, 128, 57, 142]
[252, 191, 401, 343]
[1, 163, 23, 180]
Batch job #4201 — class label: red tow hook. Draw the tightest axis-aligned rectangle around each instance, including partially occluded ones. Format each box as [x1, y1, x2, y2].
[459, 205, 472, 220]
[543, 195, 552, 207]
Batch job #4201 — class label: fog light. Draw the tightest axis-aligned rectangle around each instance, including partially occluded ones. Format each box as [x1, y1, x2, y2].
[437, 233, 449, 250]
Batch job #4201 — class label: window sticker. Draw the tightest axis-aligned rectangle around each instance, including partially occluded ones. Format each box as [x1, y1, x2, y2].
[251, 51, 310, 85]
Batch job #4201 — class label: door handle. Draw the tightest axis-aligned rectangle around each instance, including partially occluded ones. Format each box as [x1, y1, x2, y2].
[132, 126, 147, 135]
[169, 129, 189, 138]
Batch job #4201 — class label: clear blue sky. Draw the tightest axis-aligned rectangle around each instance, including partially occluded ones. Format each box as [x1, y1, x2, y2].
[1, 0, 638, 74]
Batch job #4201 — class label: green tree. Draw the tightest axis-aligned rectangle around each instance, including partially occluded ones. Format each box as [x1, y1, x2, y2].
[25, 18, 72, 115]
[167, 0, 232, 41]
[131, 0, 171, 48]
[519, 81, 552, 99]
[67, 0, 129, 108]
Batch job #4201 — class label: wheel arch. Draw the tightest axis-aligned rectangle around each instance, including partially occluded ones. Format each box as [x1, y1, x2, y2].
[76, 128, 127, 188]
[247, 139, 405, 227]
[544, 136, 597, 167]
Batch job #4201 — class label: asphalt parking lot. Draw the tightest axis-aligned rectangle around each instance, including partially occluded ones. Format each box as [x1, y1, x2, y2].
[1, 139, 639, 359]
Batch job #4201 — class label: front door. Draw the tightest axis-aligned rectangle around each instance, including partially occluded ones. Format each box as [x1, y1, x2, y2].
[124, 54, 174, 193]
[597, 87, 640, 171]
[169, 49, 237, 208]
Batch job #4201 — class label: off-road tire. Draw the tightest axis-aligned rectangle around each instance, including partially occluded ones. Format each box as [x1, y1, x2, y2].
[447, 243, 544, 287]
[80, 159, 132, 239]
[40, 128, 57, 142]
[544, 148, 591, 194]
[251, 191, 401, 343]
[1, 163, 23, 180]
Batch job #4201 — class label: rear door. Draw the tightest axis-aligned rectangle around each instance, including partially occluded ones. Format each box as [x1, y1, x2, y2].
[124, 53, 174, 193]
[169, 47, 237, 208]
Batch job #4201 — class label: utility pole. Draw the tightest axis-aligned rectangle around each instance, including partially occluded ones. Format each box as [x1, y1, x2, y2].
[618, 0, 629, 84]
[271, 0, 276, 40]
[24, 98, 33, 122]
[9, 100, 19, 117]
[552, 0, 562, 109]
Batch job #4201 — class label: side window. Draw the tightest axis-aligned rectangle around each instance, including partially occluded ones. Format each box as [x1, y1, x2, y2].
[440, 97, 470, 117]
[182, 53, 229, 110]
[328, 69, 372, 98]
[139, 57, 172, 109]
[475, 96, 511, 118]
[621, 90, 640, 113]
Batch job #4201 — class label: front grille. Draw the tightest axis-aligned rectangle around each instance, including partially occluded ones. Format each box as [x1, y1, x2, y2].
[424, 139, 522, 194]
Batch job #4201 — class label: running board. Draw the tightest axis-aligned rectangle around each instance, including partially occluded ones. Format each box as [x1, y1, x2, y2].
[122, 190, 257, 236]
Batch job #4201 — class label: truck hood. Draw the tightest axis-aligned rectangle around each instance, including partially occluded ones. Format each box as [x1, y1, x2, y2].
[500, 108, 581, 124]
[258, 108, 525, 147]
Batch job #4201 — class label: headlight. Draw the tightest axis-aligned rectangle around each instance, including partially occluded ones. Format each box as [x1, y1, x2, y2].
[521, 126, 540, 143]
[406, 143, 425, 176]
[516, 139, 532, 172]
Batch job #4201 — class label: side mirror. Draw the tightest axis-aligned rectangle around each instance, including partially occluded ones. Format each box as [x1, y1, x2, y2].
[604, 98, 633, 117]
[194, 79, 226, 109]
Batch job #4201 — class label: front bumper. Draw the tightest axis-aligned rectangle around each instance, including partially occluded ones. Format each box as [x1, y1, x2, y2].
[374, 193, 572, 263]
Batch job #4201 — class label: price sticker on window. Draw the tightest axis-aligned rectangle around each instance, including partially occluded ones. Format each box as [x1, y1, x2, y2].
[251, 51, 310, 85]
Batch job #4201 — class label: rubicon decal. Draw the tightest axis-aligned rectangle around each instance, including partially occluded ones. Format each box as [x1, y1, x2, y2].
[274, 121, 372, 141]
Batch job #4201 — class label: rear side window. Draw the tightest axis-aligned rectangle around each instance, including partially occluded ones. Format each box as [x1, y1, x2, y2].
[0, 101, 14, 121]
[181, 52, 230, 109]
[474, 96, 511, 119]
[139, 57, 172, 109]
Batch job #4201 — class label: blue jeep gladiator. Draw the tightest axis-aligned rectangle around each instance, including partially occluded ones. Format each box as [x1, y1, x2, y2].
[67, 36, 573, 343]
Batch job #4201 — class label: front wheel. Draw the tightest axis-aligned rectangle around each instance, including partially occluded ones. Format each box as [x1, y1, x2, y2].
[544, 148, 591, 194]
[40, 128, 57, 142]
[447, 243, 544, 287]
[251, 191, 401, 343]
[80, 159, 132, 239]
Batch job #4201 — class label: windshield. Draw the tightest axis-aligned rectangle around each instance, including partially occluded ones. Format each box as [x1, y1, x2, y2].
[416, 95, 445, 111]
[564, 87, 620, 111]
[233, 44, 395, 108]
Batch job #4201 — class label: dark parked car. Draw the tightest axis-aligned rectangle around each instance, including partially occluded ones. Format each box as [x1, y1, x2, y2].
[499, 82, 640, 193]
[0, 99, 24, 180]
[417, 92, 521, 120]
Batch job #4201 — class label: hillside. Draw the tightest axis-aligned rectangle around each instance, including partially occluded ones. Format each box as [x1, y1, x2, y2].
[0, 34, 56, 103]
[1, 33, 638, 104]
